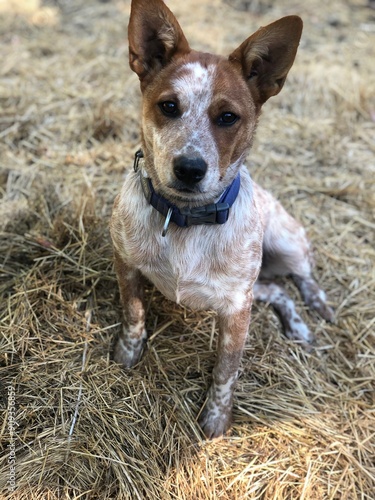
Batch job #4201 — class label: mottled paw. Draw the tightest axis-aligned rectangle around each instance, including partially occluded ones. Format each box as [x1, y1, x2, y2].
[312, 299, 335, 323]
[113, 329, 147, 368]
[198, 402, 232, 439]
[284, 318, 314, 345]
[294, 277, 335, 323]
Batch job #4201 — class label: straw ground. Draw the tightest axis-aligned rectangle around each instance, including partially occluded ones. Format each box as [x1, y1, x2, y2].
[1, 0, 374, 498]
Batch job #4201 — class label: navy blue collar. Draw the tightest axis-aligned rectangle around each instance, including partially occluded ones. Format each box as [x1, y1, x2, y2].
[133, 150, 241, 236]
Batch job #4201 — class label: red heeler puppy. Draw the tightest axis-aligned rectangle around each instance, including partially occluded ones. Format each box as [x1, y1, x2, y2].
[110, 0, 334, 438]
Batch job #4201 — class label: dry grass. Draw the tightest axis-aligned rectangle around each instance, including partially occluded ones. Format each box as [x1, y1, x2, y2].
[1, 0, 374, 498]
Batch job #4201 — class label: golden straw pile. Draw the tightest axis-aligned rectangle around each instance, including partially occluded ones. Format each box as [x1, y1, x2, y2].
[1, 0, 374, 498]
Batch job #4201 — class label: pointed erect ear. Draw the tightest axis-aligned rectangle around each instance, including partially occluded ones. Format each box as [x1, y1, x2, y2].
[128, 0, 190, 83]
[229, 16, 303, 107]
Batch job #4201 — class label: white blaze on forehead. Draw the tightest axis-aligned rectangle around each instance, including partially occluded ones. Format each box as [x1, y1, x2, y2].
[169, 61, 219, 170]
[171, 62, 216, 117]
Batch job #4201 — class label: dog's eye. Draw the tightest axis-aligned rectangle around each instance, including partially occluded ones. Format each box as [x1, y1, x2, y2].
[159, 101, 179, 117]
[217, 112, 239, 126]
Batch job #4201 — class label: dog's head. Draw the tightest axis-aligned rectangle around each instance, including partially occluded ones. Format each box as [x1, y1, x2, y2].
[128, 0, 302, 204]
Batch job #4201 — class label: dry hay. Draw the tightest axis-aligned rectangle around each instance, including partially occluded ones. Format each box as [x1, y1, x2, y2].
[0, 0, 374, 498]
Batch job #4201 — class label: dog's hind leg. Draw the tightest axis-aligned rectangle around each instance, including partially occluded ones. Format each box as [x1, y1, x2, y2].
[260, 220, 334, 326]
[257, 186, 334, 337]
[253, 281, 313, 343]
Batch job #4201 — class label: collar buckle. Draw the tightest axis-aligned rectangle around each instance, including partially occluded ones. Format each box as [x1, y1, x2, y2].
[180, 203, 230, 226]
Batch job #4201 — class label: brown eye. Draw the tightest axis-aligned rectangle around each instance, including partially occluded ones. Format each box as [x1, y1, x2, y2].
[159, 101, 179, 117]
[217, 112, 239, 126]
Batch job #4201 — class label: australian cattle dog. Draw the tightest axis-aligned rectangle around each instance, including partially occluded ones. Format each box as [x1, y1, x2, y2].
[110, 0, 334, 438]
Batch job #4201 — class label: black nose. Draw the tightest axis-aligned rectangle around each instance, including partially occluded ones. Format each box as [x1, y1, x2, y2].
[173, 156, 207, 186]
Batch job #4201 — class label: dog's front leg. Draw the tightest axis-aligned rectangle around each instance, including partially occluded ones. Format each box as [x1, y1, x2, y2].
[199, 295, 252, 438]
[113, 251, 147, 368]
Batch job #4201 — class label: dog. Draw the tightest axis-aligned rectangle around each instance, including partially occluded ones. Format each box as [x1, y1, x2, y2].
[110, 0, 334, 439]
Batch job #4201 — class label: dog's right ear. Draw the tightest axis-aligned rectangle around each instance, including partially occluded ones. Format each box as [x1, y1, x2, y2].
[128, 0, 190, 85]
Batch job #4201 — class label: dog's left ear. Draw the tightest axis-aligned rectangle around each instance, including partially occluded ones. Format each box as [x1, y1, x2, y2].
[229, 16, 303, 108]
[128, 0, 190, 86]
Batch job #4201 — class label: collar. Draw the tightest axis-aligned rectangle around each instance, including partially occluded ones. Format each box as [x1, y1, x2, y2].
[133, 150, 241, 236]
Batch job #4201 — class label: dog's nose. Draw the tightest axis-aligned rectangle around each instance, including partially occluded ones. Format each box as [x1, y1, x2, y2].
[173, 156, 207, 186]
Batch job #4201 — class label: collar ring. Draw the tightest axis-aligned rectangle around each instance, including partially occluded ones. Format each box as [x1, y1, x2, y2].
[161, 207, 173, 237]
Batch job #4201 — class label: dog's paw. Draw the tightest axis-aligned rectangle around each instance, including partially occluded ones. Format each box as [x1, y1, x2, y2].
[198, 402, 232, 439]
[113, 329, 147, 368]
[284, 318, 314, 345]
[313, 300, 335, 323]
[294, 277, 335, 323]
[303, 287, 335, 323]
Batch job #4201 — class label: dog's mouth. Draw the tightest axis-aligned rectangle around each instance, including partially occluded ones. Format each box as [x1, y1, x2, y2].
[166, 182, 206, 199]
[175, 187, 198, 194]
[160, 186, 214, 206]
